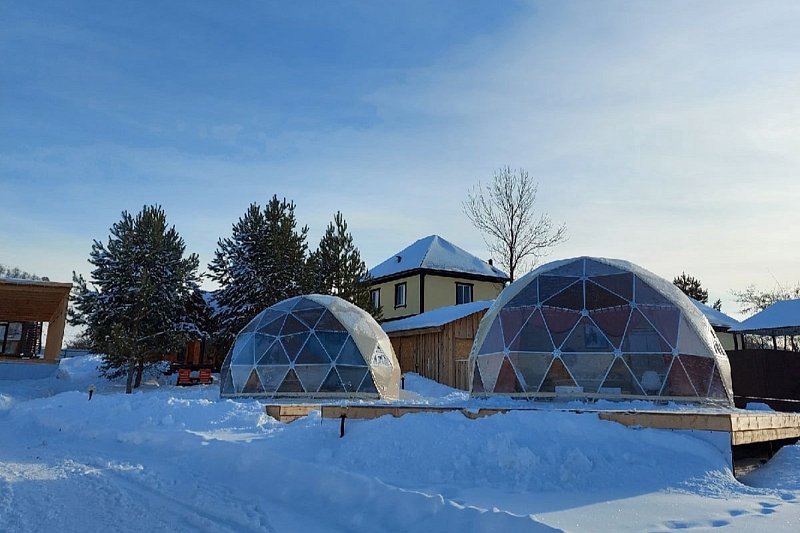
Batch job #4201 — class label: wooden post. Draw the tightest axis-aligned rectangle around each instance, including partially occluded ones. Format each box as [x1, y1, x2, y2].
[339, 414, 346, 438]
[43, 292, 69, 362]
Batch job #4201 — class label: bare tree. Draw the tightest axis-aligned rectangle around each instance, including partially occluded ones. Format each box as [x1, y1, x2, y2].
[733, 283, 800, 315]
[463, 166, 567, 282]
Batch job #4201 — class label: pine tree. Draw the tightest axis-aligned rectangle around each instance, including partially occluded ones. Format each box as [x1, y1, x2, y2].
[208, 196, 309, 351]
[309, 211, 380, 318]
[673, 272, 709, 303]
[70, 206, 200, 393]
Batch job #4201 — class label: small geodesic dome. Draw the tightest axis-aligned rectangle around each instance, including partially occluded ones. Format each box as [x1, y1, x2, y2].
[220, 295, 400, 399]
[470, 257, 733, 403]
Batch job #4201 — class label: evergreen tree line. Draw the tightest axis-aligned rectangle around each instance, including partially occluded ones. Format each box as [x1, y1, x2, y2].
[70, 198, 377, 392]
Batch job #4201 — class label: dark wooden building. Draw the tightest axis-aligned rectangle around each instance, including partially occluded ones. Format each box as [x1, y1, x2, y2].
[382, 300, 492, 390]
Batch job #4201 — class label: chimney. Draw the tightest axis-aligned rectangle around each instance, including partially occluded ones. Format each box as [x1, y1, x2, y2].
[396, 255, 402, 263]
[488, 259, 493, 266]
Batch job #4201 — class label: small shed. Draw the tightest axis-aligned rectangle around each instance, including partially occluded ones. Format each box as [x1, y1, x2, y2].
[382, 300, 492, 390]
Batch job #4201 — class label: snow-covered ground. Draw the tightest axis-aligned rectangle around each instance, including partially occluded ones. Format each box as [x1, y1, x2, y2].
[1, 356, 799, 532]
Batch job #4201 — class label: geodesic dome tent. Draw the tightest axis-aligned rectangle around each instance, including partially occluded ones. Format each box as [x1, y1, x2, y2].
[220, 295, 400, 399]
[469, 257, 733, 403]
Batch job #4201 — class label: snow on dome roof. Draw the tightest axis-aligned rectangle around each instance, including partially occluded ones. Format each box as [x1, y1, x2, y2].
[382, 300, 493, 334]
[730, 299, 800, 334]
[368, 235, 509, 281]
[469, 257, 733, 404]
[220, 294, 401, 399]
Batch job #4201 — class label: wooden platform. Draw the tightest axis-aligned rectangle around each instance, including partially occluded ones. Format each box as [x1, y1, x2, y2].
[264, 404, 800, 446]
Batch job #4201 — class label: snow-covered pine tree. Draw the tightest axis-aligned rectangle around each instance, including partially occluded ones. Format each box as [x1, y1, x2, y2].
[208, 196, 309, 351]
[308, 211, 380, 319]
[70, 205, 201, 393]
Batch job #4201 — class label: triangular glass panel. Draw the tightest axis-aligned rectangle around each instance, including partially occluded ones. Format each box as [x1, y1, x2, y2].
[639, 305, 680, 348]
[623, 353, 672, 395]
[509, 352, 553, 393]
[680, 355, 715, 397]
[477, 317, 504, 355]
[294, 364, 331, 392]
[239, 316, 260, 334]
[257, 314, 287, 335]
[336, 365, 370, 392]
[256, 309, 282, 328]
[231, 334, 256, 364]
[272, 297, 300, 312]
[280, 332, 310, 362]
[589, 307, 630, 348]
[539, 357, 577, 393]
[220, 369, 235, 395]
[256, 365, 289, 391]
[584, 258, 625, 277]
[318, 367, 345, 392]
[292, 297, 325, 311]
[293, 307, 326, 329]
[633, 276, 671, 306]
[561, 353, 614, 393]
[600, 357, 645, 396]
[253, 333, 276, 362]
[708, 367, 728, 400]
[281, 314, 309, 335]
[538, 275, 579, 302]
[541, 307, 581, 349]
[336, 336, 367, 366]
[561, 316, 612, 352]
[316, 331, 350, 361]
[471, 361, 485, 393]
[230, 364, 253, 393]
[592, 273, 633, 301]
[506, 278, 538, 308]
[494, 357, 524, 393]
[242, 369, 265, 394]
[476, 353, 504, 392]
[677, 317, 711, 356]
[546, 259, 584, 277]
[357, 374, 379, 394]
[277, 368, 305, 393]
[622, 309, 671, 353]
[661, 357, 698, 397]
[295, 333, 331, 365]
[256, 338, 290, 366]
[585, 281, 628, 310]
[315, 310, 347, 332]
[543, 281, 584, 311]
[500, 306, 534, 348]
[509, 309, 553, 352]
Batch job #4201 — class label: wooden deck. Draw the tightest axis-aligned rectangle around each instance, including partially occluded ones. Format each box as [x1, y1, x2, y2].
[264, 404, 800, 446]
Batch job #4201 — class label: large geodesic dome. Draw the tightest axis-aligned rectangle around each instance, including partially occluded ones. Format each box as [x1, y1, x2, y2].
[220, 295, 400, 399]
[470, 257, 733, 403]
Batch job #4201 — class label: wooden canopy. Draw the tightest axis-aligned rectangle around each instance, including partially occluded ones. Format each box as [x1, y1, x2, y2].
[0, 278, 71, 361]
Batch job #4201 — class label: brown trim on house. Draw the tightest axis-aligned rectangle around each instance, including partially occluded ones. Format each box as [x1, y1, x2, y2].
[379, 313, 418, 323]
[370, 267, 508, 285]
[419, 272, 426, 314]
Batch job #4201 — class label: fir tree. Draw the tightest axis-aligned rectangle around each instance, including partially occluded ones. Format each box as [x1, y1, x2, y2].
[673, 272, 709, 303]
[70, 206, 201, 393]
[208, 196, 309, 351]
[308, 211, 380, 318]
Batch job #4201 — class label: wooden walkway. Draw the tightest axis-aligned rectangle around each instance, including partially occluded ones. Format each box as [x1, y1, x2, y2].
[265, 404, 800, 446]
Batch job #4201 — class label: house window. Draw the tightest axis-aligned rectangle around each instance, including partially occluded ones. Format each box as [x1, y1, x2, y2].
[370, 288, 381, 310]
[456, 283, 473, 305]
[394, 282, 407, 308]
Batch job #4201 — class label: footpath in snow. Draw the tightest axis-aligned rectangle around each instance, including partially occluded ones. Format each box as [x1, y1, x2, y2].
[1, 355, 799, 532]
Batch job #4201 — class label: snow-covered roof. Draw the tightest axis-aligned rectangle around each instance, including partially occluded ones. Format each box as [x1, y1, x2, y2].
[690, 298, 741, 330]
[368, 235, 509, 281]
[730, 299, 800, 334]
[382, 300, 493, 334]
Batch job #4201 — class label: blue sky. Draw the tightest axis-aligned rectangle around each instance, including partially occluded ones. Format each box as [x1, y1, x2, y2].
[2, 1, 800, 321]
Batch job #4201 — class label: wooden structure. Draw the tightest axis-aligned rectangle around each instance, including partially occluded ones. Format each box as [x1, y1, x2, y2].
[384, 302, 490, 390]
[728, 349, 800, 411]
[0, 278, 71, 363]
[264, 403, 800, 473]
